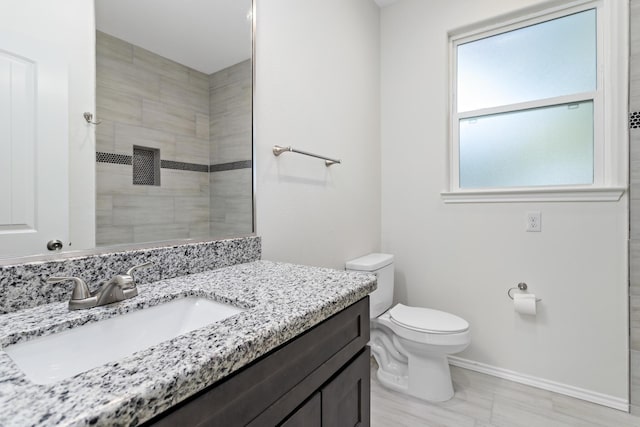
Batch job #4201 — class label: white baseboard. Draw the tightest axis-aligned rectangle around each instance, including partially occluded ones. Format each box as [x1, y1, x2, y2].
[448, 356, 629, 412]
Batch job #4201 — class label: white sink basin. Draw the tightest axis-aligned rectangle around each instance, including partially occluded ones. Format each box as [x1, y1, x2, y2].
[4, 297, 245, 385]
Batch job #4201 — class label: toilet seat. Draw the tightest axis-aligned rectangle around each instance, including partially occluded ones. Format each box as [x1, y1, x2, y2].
[389, 304, 469, 334]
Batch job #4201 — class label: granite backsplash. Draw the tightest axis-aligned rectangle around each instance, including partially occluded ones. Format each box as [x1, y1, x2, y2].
[0, 236, 261, 314]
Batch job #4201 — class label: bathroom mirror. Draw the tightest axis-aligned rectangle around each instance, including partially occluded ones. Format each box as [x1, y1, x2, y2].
[0, 0, 254, 261]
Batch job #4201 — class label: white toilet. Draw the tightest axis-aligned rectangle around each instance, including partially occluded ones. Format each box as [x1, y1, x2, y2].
[346, 253, 470, 402]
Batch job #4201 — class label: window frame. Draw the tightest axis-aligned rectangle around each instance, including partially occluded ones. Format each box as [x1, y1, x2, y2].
[442, 0, 627, 203]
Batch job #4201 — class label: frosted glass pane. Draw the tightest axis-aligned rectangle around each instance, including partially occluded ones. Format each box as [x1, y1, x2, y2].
[457, 9, 596, 112]
[459, 101, 593, 188]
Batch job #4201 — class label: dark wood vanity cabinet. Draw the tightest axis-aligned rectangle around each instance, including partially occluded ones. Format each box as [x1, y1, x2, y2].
[144, 297, 370, 427]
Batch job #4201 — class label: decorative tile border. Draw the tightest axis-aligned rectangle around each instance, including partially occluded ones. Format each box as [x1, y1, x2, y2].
[97, 151, 209, 173]
[210, 160, 253, 172]
[0, 236, 261, 314]
[160, 159, 209, 173]
[97, 152, 252, 174]
[96, 152, 132, 165]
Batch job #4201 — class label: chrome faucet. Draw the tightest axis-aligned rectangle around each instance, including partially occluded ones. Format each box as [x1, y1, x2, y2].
[47, 262, 153, 310]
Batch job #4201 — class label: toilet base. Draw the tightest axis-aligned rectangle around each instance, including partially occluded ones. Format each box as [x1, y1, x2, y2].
[371, 316, 469, 403]
[373, 350, 455, 402]
[406, 350, 455, 402]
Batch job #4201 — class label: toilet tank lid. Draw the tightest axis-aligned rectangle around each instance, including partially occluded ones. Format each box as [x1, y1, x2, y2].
[345, 253, 393, 271]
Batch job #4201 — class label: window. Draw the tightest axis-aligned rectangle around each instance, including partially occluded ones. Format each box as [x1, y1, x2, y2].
[444, 1, 626, 203]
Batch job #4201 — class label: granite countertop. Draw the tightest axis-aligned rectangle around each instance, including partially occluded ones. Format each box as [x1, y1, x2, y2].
[0, 260, 376, 426]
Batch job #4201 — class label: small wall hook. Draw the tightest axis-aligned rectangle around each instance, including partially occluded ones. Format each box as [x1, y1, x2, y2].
[83, 112, 102, 125]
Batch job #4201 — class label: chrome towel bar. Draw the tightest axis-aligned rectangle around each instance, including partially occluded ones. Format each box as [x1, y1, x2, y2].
[272, 145, 341, 166]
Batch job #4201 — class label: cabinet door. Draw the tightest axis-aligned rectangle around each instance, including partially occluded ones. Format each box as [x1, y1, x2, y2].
[280, 393, 321, 427]
[321, 348, 370, 427]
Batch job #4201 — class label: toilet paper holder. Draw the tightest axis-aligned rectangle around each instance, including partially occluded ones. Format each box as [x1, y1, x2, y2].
[507, 282, 542, 302]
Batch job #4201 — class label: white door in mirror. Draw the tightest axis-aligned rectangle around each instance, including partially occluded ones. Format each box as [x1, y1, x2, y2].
[0, 30, 69, 258]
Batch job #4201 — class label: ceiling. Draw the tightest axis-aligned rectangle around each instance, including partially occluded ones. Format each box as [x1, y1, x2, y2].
[95, 0, 252, 75]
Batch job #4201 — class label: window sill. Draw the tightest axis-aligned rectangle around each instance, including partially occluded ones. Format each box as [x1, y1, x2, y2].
[440, 186, 626, 204]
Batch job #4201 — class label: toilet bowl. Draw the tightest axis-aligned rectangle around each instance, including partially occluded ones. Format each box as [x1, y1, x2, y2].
[372, 304, 470, 401]
[346, 253, 470, 402]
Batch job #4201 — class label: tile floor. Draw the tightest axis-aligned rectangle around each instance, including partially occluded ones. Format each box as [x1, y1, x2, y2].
[370, 362, 640, 427]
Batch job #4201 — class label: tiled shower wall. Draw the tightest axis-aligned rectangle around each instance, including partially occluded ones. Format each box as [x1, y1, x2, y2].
[209, 60, 253, 238]
[95, 32, 252, 246]
[631, 0, 640, 414]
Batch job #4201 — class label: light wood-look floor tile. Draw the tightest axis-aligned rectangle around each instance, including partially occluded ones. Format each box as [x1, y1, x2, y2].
[370, 360, 640, 427]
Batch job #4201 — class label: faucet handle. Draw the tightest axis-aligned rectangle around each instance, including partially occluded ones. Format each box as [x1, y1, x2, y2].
[46, 276, 91, 300]
[123, 262, 153, 289]
[126, 261, 153, 277]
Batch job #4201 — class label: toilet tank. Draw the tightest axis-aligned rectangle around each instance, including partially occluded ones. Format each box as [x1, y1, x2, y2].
[345, 253, 394, 318]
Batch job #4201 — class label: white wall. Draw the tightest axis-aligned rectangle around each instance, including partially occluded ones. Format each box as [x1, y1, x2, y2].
[255, 0, 381, 268]
[381, 0, 629, 400]
[1, 0, 96, 252]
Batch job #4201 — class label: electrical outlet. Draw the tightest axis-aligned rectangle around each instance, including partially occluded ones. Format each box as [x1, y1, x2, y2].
[526, 211, 541, 232]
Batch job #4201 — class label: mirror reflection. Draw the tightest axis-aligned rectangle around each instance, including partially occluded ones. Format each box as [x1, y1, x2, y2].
[95, 0, 254, 247]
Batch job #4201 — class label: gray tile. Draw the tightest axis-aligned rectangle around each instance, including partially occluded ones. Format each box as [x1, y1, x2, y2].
[189, 68, 210, 93]
[209, 60, 252, 164]
[97, 85, 143, 126]
[196, 113, 210, 140]
[632, 240, 640, 292]
[142, 99, 197, 138]
[96, 225, 134, 247]
[630, 129, 640, 161]
[94, 32, 256, 250]
[632, 1, 640, 58]
[174, 196, 210, 224]
[97, 55, 161, 102]
[371, 374, 477, 427]
[114, 123, 176, 159]
[173, 135, 209, 165]
[96, 162, 146, 196]
[132, 45, 190, 84]
[552, 392, 637, 426]
[112, 195, 175, 227]
[209, 59, 252, 90]
[159, 75, 209, 115]
[369, 362, 640, 427]
[210, 128, 252, 164]
[96, 31, 133, 64]
[95, 119, 116, 153]
[96, 195, 113, 227]
[209, 80, 251, 116]
[631, 161, 640, 202]
[632, 1, 640, 111]
[632, 201, 640, 240]
[132, 223, 189, 244]
[491, 394, 598, 427]
[632, 295, 640, 332]
[632, 350, 640, 406]
[153, 169, 209, 198]
[210, 168, 252, 235]
[188, 221, 210, 239]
